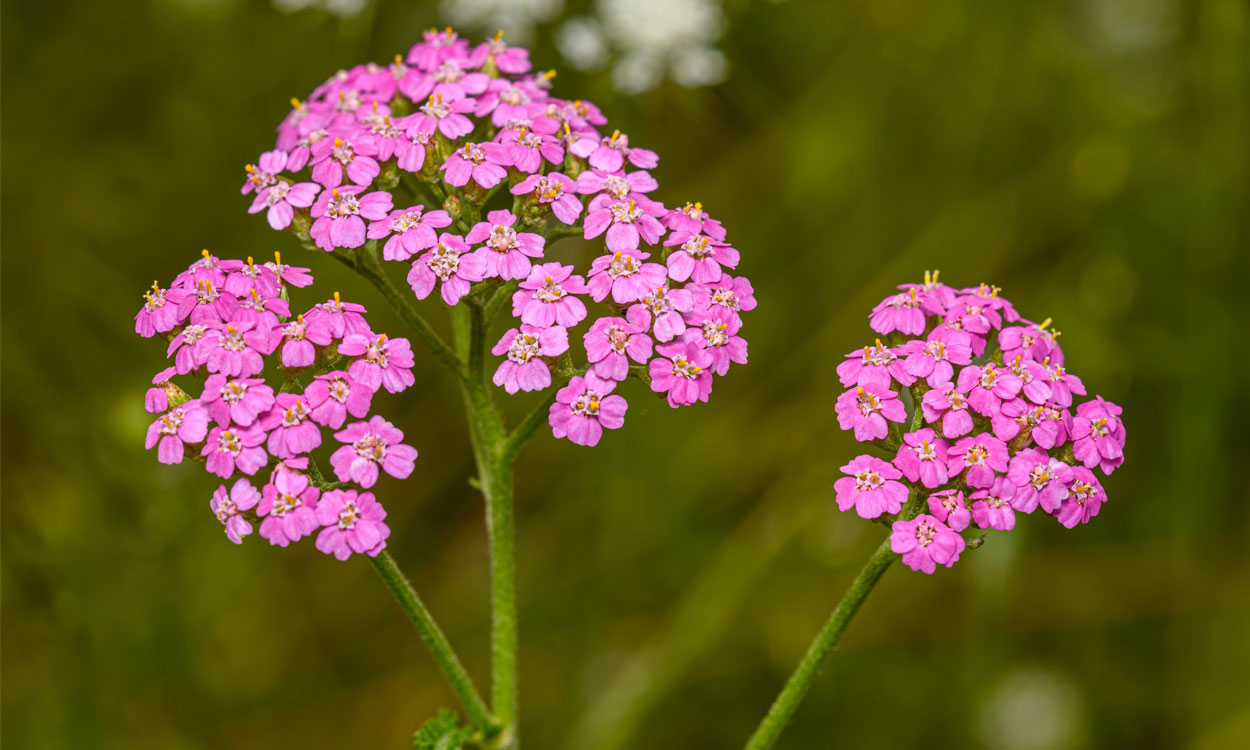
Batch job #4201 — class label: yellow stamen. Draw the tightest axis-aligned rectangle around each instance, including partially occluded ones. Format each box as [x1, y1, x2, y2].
[201, 248, 210, 259]
[544, 275, 553, 284]
[371, 101, 378, 113]
[716, 322, 729, 330]
[910, 287, 917, 301]
[542, 69, 556, 80]
[691, 365, 702, 374]
[378, 333, 388, 343]
[297, 314, 304, 324]
[333, 291, 341, 306]
[247, 256, 254, 270]
[274, 251, 282, 265]
[290, 97, 303, 110]
[394, 54, 403, 65]
[1039, 317, 1052, 330]
[245, 164, 256, 174]
[875, 338, 883, 349]
[332, 189, 341, 200]
[250, 288, 260, 302]
[334, 137, 343, 148]
[227, 325, 236, 334]
[924, 269, 932, 286]
[494, 30, 504, 42]
[1014, 354, 1022, 366]
[694, 201, 703, 212]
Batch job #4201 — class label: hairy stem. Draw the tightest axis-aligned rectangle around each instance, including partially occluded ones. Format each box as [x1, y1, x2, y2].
[743, 537, 898, 750]
[369, 550, 500, 736]
[744, 388, 932, 749]
[500, 390, 560, 464]
[452, 303, 520, 747]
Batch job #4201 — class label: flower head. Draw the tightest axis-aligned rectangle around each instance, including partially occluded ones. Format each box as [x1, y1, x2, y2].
[549, 374, 628, 447]
[211, 479, 261, 544]
[407, 234, 486, 306]
[891, 514, 966, 574]
[465, 210, 546, 281]
[258, 469, 321, 547]
[512, 263, 589, 328]
[835, 384, 907, 442]
[330, 416, 418, 489]
[492, 325, 569, 394]
[834, 455, 909, 519]
[145, 400, 210, 465]
[649, 340, 714, 407]
[315, 489, 390, 560]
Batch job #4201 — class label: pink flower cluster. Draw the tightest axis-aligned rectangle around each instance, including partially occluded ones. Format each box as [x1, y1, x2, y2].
[136, 251, 419, 559]
[239, 30, 753, 447]
[831, 272, 1126, 574]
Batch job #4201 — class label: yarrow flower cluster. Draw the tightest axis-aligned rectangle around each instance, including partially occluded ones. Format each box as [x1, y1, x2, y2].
[239, 28, 753, 447]
[832, 272, 1126, 574]
[136, 251, 417, 558]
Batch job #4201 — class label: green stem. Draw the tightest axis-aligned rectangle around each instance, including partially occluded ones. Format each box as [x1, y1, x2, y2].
[484, 280, 521, 322]
[369, 550, 499, 736]
[743, 537, 898, 750]
[500, 390, 560, 464]
[745, 388, 933, 749]
[452, 303, 520, 747]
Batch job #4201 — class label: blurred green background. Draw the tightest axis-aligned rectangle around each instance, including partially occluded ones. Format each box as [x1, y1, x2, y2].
[3, 0, 1248, 747]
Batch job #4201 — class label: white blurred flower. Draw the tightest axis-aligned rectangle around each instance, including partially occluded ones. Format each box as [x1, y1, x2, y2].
[593, 0, 727, 91]
[671, 46, 727, 88]
[273, 0, 369, 17]
[444, 0, 729, 92]
[441, 0, 565, 44]
[556, 16, 609, 71]
[978, 668, 1084, 750]
[612, 52, 662, 94]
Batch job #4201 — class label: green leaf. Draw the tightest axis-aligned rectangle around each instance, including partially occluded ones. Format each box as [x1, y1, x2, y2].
[413, 709, 471, 750]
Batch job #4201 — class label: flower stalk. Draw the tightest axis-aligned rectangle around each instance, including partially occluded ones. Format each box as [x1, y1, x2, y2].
[369, 550, 500, 736]
[742, 537, 897, 750]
